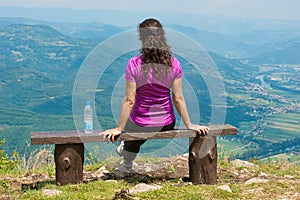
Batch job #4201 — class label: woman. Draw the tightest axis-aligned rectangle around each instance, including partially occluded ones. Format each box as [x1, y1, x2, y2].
[104, 18, 208, 175]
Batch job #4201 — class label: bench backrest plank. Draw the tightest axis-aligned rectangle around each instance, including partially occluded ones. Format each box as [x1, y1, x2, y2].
[31, 124, 237, 145]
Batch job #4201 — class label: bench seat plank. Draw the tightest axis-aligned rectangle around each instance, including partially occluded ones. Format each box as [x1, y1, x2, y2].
[31, 124, 237, 145]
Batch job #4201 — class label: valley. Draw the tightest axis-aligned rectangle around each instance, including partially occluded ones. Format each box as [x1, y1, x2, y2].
[0, 17, 299, 164]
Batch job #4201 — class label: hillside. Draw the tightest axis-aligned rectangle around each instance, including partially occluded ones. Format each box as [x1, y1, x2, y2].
[0, 24, 94, 109]
[247, 37, 300, 64]
[0, 24, 96, 155]
[167, 24, 254, 58]
[0, 152, 299, 199]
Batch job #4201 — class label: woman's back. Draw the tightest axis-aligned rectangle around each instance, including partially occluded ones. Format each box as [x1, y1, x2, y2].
[125, 55, 182, 127]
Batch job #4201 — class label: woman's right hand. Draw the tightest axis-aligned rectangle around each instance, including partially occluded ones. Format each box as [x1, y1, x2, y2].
[187, 124, 209, 136]
[103, 127, 122, 143]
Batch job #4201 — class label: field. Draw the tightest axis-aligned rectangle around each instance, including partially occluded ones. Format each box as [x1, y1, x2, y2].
[258, 111, 300, 142]
[259, 148, 300, 166]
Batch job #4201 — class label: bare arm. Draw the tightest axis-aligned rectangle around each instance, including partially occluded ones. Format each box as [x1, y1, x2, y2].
[171, 78, 192, 128]
[105, 80, 136, 142]
[172, 78, 209, 135]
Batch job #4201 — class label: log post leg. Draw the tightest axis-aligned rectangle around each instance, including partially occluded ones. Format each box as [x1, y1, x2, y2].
[189, 136, 217, 184]
[54, 143, 84, 185]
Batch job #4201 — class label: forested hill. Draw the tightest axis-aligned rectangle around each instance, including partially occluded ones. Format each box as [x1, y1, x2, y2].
[0, 24, 94, 110]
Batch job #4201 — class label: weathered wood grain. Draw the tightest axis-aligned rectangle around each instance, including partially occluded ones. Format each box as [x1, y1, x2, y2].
[31, 124, 238, 185]
[54, 144, 84, 185]
[31, 124, 238, 145]
[189, 136, 218, 184]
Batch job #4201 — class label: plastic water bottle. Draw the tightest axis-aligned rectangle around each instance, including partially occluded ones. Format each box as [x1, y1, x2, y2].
[84, 101, 93, 133]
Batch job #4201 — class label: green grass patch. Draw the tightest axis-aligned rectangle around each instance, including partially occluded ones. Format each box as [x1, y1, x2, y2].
[136, 183, 241, 200]
[21, 180, 129, 200]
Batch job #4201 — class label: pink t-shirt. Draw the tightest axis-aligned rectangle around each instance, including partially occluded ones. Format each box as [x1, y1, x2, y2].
[125, 55, 183, 127]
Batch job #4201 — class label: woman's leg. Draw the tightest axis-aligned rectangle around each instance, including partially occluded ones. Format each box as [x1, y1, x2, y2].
[123, 119, 176, 153]
[116, 120, 144, 173]
[123, 120, 175, 153]
[116, 120, 176, 174]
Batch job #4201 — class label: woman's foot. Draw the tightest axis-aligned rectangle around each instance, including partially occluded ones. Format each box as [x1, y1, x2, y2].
[116, 141, 125, 156]
[114, 161, 137, 177]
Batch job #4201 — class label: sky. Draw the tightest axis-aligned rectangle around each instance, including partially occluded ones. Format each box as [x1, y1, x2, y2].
[0, 0, 300, 21]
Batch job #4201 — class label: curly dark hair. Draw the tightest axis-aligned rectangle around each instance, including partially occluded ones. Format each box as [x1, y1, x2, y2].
[138, 18, 173, 77]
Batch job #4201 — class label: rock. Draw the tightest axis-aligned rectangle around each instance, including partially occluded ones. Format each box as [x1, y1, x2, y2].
[245, 177, 269, 185]
[240, 168, 250, 174]
[105, 180, 118, 184]
[259, 172, 268, 177]
[129, 183, 162, 194]
[232, 170, 239, 176]
[284, 175, 294, 179]
[231, 159, 258, 168]
[217, 185, 232, 193]
[42, 189, 62, 197]
[246, 188, 263, 193]
[96, 166, 109, 178]
[98, 166, 109, 173]
[143, 166, 154, 173]
[182, 153, 189, 157]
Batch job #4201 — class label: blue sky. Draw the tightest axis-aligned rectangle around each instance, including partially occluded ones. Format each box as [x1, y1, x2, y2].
[1, 0, 299, 20]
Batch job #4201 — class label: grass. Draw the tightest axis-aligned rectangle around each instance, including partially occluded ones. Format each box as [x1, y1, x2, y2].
[21, 180, 129, 200]
[1, 155, 299, 200]
[18, 176, 244, 200]
[259, 151, 300, 167]
[136, 183, 241, 200]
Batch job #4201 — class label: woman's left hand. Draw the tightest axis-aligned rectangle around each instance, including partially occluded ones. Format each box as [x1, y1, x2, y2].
[103, 127, 122, 143]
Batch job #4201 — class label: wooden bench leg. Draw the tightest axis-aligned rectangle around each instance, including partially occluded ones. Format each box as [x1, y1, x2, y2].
[54, 143, 84, 185]
[189, 136, 217, 184]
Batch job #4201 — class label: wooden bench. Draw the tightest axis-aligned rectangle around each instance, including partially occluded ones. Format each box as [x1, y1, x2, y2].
[30, 124, 237, 185]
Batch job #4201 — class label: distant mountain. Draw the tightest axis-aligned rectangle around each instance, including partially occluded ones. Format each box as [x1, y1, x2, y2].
[234, 29, 300, 46]
[55, 23, 125, 39]
[0, 17, 126, 40]
[2, 6, 300, 35]
[168, 24, 300, 61]
[0, 17, 43, 26]
[0, 24, 95, 111]
[247, 37, 300, 64]
[167, 24, 256, 58]
[1, 17, 299, 60]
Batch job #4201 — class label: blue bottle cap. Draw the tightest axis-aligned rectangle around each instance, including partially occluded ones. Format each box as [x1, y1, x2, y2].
[86, 101, 91, 105]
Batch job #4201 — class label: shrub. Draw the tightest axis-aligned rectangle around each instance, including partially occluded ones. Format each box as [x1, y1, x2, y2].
[0, 139, 19, 173]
